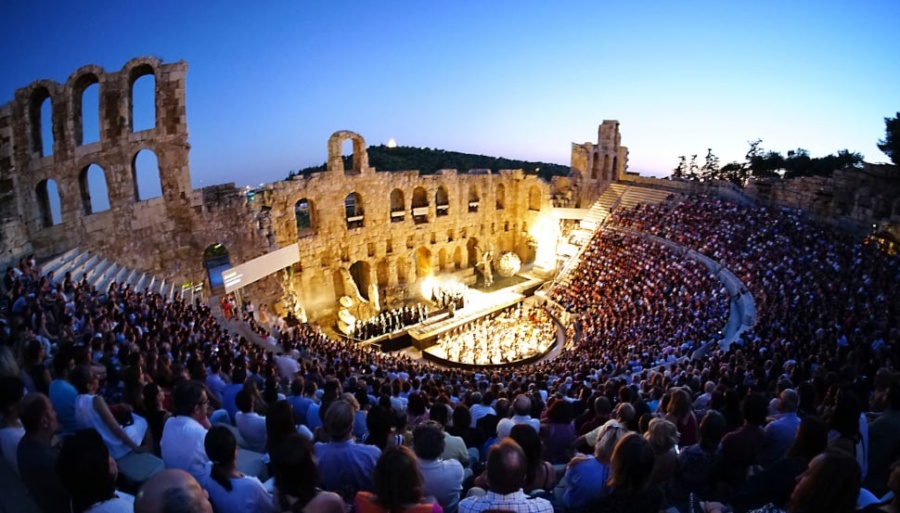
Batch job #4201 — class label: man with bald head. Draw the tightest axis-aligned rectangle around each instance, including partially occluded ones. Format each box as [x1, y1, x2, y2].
[760, 388, 801, 467]
[457, 439, 553, 513]
[496, 394, 540, 439]
[135, 469, 213, 513]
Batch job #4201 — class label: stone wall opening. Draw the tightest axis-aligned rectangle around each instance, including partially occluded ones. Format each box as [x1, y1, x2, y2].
[79, 164, 111, 215]
[528, 186, 541, 211]
[35, 179, 62, 229]
[435, 186, 449, 217]
[203, 243, 231, 294]
[412, 186, 428, 224]
[73, 76, 101, 146]
[130, 68, 156, 132]
[468, 185, 479, 213]
[415, 246, 433, 279]
[295, 198, 316, 236]
[453, 246, 463, 269]
[345, 192, 364, 229]
[390, 188, 405, 223]
[349, 260, 371, 300]
[29, 88, 53, 157]
[466, 238, 479, 268]
[496, 183, 505, 210]
[133, 149, 163, 201]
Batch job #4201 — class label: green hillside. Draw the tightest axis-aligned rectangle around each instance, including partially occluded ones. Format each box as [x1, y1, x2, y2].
[290, 145, 570, 182]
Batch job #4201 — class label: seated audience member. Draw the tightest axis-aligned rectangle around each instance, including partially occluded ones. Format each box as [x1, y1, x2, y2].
[71, 364, 164, 485]
[562, 421, 628, 510]
[135, 468, 214, 513]
[706, 449, 861, 513]
[0, 375, 26, 473]
[508, 423, 557, 493]
[458, 439, 553, 513]
[665, 387, 699, 447]
[859, 457, 900, 513]
[48, 344, 79, 433]
[362, 399, 405, 450]
[730, 416, 828, 513]
[315, 397, 381, 501]
[580, 432, 660, 513]
[413, 421, 464, 513]
[497, 394, 540, 438]
[235, 389, 267, 452]
[270, 433, 344, 513]
[429, 403, 470, 467]
[17, 392, 71, 513]
[140, 383, 172, 457]
[759, 388, 801, 468]
[355, 445, 443, 513]
[674, 409, 726, 503]
[57, 428, 135, 513]
[267, 399, 314, 452]
[720, 393, 768, 489]
[201, 425, 276, 513]
[644, 418, 680, 501]
[540, 397, 576, 464]
[161, 380, 213, 480]
[866, 383, 900, 497]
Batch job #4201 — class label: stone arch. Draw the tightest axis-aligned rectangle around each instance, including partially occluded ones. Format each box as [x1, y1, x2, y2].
[591, 151, 600, 180]
[126, 60, 158, 132]
[438, 248, 448, 271]
[435, 185, 449, 217]
[68, 67, 103, 146]
[390, 188, 405, 222]
[528, 186, 541, 211]
[453, 245, 464, 270]
[396, 256, 409, 285]
[35, 178, 62, 229]
[415, 246, 433, 279]
[203, 243, 231, 294]
[132, 148, 163, 201]
[327, 130, 369, 175]
[495, 183, 506, 210]
[349, 260, 371, 301]
[28, 85, 54, 157]
[295, 197, 316, 236]
[79, 163, 111, 215]
[412, 186, 429, 224]
[345, 192, 364, 229]
[603, 154, 611, 180]
[376, 260, 390, 289]
[468, 184, 480, 213]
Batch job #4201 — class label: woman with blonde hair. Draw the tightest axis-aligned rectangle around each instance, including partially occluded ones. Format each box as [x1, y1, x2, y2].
[644, 417, 680, 501]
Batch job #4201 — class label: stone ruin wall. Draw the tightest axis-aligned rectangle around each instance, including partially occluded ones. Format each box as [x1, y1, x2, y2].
[261, 130, 550, 318]
[0, 57, 272, 291]
[568, 119, 628, 207]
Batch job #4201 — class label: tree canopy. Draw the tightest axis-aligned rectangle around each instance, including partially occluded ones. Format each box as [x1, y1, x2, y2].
[877, 112, 900, 165]
[288, 145, 570, 182]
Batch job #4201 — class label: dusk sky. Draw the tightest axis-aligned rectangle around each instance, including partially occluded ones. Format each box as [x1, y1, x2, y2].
[2, 1, 898, 190]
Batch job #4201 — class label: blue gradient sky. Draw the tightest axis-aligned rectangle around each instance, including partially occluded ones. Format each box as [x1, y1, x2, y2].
[2, 1, 898, 189]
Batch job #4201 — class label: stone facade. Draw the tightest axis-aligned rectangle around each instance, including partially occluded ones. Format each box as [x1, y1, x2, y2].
[567, 120, 628, 207]
[0, 57, 554, 317]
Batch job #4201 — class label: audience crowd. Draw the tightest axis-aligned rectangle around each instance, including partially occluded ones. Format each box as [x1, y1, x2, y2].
[0, 193, 897, 513]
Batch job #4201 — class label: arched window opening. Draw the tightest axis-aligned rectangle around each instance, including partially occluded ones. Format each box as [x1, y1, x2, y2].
[603, 154, 611, 180]
[390, 189, 405, 223]
[203, 244, 231, 295]
[130, 69, 156, 132]
[349, 261, 371, 300]
[495, 183, 505, 210]
[435, 186, 449, 217]
[591, 152, 600, 180]
[295, 198, 316, 236]
[36, 179, 62, 228]
[133, 149, 163, 201]
[29, 89, 54, 157]
[76, 78, 101, 146]
[528, 186, 541, 211]
[412, 187, 429, 224]
[79, 164, 110, 215]
[468, 185, 480, 213]
[345, 192, 364, 229]
[342, 139, 357, 175]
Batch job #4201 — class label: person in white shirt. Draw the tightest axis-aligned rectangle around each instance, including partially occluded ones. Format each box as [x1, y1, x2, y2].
[234, 390, 267, 452]
[496, 395, 541, 439]
[161, 380, 213, 481]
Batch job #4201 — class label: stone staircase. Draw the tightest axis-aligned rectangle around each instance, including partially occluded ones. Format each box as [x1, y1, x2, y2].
[41, 248, 185, 298]
[616, 186, 672, 211]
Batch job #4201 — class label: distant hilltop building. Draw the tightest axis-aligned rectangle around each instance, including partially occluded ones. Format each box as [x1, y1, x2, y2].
[0, 57, 896, 313]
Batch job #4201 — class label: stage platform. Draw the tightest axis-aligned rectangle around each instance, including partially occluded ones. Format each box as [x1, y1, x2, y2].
[408, 288, 525, 350]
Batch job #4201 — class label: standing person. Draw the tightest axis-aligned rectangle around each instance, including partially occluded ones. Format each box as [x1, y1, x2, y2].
[355, 445, 443, 513]
[201, 425, 276, 513]
[458, 439, 553, 513]
[17, 392, 71, 513]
